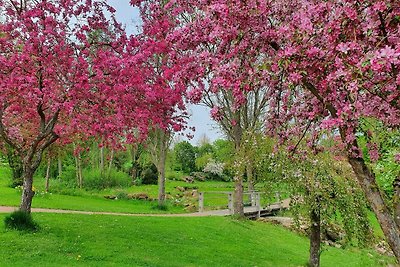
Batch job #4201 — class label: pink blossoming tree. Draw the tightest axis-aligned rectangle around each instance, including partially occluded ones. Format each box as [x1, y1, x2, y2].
[0, 0, 184, 213]
[132, 0, 400, 261]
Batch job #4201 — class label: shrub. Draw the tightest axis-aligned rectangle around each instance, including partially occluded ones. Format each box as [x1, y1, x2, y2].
[166, 171, 184, 181]
[4, 210, 39, 231]
[83, 168, 131, 189]
[115, 190, 129, 200]
[141, 164, 158, 185]
[152, 203, 168, 211]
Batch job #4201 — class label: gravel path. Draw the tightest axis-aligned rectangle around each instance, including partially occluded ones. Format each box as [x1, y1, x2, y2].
[0, 206, 226, 217]
[0, 199, 290, 218]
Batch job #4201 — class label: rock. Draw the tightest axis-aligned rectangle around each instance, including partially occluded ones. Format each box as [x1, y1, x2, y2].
[127, 193, 150, 200]
[184, 203, 197, 212]
[375, 240, 393, 256]
[191, 172, 207, 181]
[258, 217, 294, 228]
[176, 186, 186, 192]
[183, 176, 194, 183]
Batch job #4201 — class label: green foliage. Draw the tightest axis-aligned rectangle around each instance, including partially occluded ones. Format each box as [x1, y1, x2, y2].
[173, 141, 197, 173]
[195, 153, 213, 171]
[212, 139, 235, 163]
[270, 150, 373, 246]
[197, 143, 214, 156]
[115, 190, 129, 200]
[358, 118, 400, 199]
[5, 146, 23, 187]
[4, 210, 39, 231]
[151, 203, 168, 211]
[236, 132, 275, 184]
[140, 163, 158, 185]
[83, 168, 131, 189]
[165, 170, 184, 181]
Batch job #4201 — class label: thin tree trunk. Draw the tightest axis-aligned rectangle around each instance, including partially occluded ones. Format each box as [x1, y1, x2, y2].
[130, 145, 138, 184]
[309, 202, 321, 267]
[45, 157, 51, 193]
[75, 154, 79, 185]
[158, 133, 167, 206]
[233, 118, 244, 217]
[78, 153, 82, 188]
[233, 174, 244, 216]
[57, 156, 62, 177]
[100, 146, 104, 175]
[348, 157, 400, 262]
[247, 164, 256, 205]
[75, 151, 83, 188]
[20, 166, 35, 213]
[107, 149, 114, 178]
[393, 175, 400, 229]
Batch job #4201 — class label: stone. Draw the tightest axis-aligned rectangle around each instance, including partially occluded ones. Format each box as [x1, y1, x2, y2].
[127, 193, 150, 200]
[183, 176, 194, 183]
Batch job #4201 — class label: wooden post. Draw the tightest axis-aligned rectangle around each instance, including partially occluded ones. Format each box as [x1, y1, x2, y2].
[199, 192, 204, 212]
[228, 192, 234, 214]
[251, 190, 256, 206]
[256, 192, 261, 218]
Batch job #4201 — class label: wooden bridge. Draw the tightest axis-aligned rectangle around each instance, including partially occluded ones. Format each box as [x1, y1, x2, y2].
[197, 191, 290, 219]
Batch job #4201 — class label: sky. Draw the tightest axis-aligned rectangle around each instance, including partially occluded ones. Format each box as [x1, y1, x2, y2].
[107, 1, 223, 145]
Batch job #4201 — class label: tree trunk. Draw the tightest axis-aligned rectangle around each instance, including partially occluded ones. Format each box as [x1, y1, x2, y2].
[348, 157, 400, 262]
[100, 146, 104, 175]
[130, 145, 140, 184]
[107, 149, 114, 178]
[233, 174, 244, 216]
[247, 164, 256, 206]
[393, 175, 400, 229]
[309, 203, 321, 267]
[57, 156, 62, 177]
[233, 119, 244, 217]
[20, 167, 35, 213]
[45, 157, 51, 193]
[75, 152, 83, 188]
[158, 133, 167, 206]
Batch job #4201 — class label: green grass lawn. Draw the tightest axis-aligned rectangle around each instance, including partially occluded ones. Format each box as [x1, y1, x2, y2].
[0, 213, 393, 267]
[0, 167, 184, 214]
[0, 164, 280, 212]
[0, 165, 242, 212]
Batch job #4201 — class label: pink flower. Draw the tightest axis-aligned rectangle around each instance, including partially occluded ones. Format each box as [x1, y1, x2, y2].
[210, 106, 222, 121]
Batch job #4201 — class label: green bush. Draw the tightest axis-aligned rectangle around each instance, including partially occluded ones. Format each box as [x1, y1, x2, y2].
[83, 168, 131, 189]
[151, 203, 168, 211]
[4, 210, 39, 231]
[166, 171, 184, 181]
[141, 164, 158, 185]
[115, 190, 129, 200]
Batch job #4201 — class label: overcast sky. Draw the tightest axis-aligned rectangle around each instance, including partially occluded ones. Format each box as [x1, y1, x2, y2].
[107, 0, 223, 145]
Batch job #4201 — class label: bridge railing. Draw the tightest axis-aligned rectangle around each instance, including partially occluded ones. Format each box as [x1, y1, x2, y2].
[198, 190, 284, 214]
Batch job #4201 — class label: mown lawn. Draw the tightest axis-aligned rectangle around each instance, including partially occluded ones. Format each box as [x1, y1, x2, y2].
[0, 213, 394, 266]
[0, 165, 243, 212]
[0, 166, 184, 214]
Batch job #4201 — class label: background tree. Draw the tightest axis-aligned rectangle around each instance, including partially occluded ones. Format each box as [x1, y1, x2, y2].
[173, 141, 196, 174]
[132, 0, 273, 216]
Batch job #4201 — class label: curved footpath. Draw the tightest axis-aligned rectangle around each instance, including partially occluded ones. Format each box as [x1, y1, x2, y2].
[0, 206, 229, 217]
[0, 199, 291, 217]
